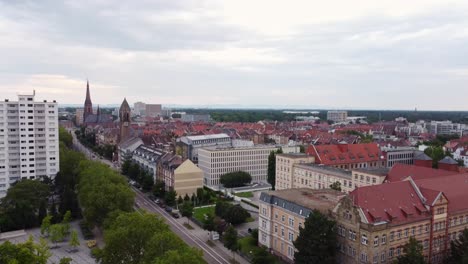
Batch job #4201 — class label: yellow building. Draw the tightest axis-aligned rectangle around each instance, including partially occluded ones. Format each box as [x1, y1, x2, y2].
[170, 159, 204, 197]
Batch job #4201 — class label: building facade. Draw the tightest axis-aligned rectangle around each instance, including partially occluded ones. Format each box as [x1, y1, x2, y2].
[145, 104, 162, 117]
[275, 153, 315, 190]
[327, 111, 348, 123]
[75, 108, 84, 125]
[0, 92, 59, 197]
[177, 133, 232, 163]
[163, 159, 204, 197]
[119, 98, 131, 143]
[382, 147, 419, 168]
[198, 145, 278, 186]
[258, 188, 344, 262]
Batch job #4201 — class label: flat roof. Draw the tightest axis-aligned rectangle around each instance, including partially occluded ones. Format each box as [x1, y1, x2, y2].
[185, 133, 230, 141]
[295, 163, 352, 177]
[352, 167, 389, 176]
[261, 188, 345, 216]
[277, 153, 311, 159]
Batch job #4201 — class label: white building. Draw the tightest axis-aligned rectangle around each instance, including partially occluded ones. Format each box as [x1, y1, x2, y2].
[327, 110, 348, 123]
[178, 133, 232, 162]
[0, 92, 59, 197]
[198, 145, 278, 187]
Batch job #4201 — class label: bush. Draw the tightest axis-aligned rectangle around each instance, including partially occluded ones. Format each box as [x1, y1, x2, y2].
[220, 171, 252, 188]
[79, 220, 94, 239]
[215, 201, 250, 225]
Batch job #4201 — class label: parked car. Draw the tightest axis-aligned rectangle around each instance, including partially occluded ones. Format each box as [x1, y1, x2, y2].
[155, 199, 160, 204]
[159, 203, 166, 208]
[165, 206, 172, 213]
[171, 212, 180, 218]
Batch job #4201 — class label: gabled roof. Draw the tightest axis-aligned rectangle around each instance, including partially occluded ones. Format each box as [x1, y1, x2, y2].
[415, 152, 432, 161]
[386, 164, 457, 182]
[415, 173, 468, 213]
[350, 180, 429, 224]
[306, 143, 381, 165]
[439, 156, 458, 165]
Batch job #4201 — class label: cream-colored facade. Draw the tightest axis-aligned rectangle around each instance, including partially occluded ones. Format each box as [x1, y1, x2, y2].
[277, 153, 386, 193]
[172, 159, 204, 197]
[259, 188, 344, 263]
[275, 153, 314, 190]
[199, 146, 278, 186]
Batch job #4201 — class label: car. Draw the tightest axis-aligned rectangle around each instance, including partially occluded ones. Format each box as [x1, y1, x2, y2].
[159, 203, 166, 208]
[165, 206, 172, 213]
[171, 212, 180, 218]
[155, 199, 160, 204]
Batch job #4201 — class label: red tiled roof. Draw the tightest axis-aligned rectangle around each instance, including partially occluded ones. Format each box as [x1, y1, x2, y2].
[350, 180, 429, 224]
[387, 164, 457, 182]
[306, 143, 381, 165]
[415, 173, 468, 213]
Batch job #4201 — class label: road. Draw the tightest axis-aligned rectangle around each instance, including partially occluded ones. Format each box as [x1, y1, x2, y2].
[70, 129, 247, 264]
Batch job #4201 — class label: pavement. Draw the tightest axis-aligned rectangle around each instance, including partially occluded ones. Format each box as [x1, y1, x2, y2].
[71, 129, 249, 264]
[0, 221, 96, 264]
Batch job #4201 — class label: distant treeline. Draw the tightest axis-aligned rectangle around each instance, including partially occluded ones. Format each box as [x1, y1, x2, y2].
[178, 108, 468, 124]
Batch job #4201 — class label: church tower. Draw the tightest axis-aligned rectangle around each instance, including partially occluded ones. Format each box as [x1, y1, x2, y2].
[119, 98, 131, 143]
[83, 80, 93, 121]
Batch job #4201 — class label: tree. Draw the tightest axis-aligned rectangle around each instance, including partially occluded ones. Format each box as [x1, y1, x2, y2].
[62, 210, 72, 234]
[184, 193, 191, 201]
[294, 209, 336, 264]
[252, 246, 275, 264]
[59, 127, 73, 148]
[141, 171, 154, 192]
[177, 196, 184, 206]
[223, 205, 250, 225]
[0, 236, 51, 264]
[223, 225, 239, 259]
[60, 257, 73, 264]
[164, 189, 177, 207]
[251, 228, 259, 245]
[153, 180, 166, 198]
[447, 229, 468, 264]
[424, 146, 446, 168]
[203, 213, 216, 232]
[395, 237, 426, 264]
[0, 179, 50, 231]
[220, 171, 252, 188]
[41, 215, 52, 237]
[153, 249, 205, 264]
[49, 224, 66, 248]
[267, 149, 282, 190]
[121, 159, 131, 175]
[329, 181, 342, 192]
[180, 201, 194, 224]
[69, 229, 80, 249]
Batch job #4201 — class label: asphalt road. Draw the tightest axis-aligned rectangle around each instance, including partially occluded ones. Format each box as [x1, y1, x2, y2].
[70, 129, 238, 264]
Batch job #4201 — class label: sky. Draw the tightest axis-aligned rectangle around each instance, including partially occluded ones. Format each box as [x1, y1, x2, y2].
[1, 0, 468, 110]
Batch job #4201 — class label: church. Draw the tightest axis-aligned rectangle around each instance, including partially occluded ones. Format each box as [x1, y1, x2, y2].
[82, 80, 115, 128]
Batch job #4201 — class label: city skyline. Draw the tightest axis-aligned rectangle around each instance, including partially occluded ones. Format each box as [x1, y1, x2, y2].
[2, 1, 468, 110]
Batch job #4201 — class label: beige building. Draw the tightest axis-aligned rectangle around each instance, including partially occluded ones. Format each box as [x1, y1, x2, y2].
[276, 154, 387, 193]
[258, 188, 345, 263]
[327, 110, 348, 123]
[164, 159, 203, 197]
[275, 153, 314, 190]
[198, 145, 278, 187]
[75, 108, 84, 125]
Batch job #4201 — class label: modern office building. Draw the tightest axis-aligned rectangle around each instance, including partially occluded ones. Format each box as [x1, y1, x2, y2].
[0, 92, 59, 197]
[381, 147, 419, 168]
[327, 110, 348, 123]
[198, 145, 278, 186]
[181, 113, 211, 122]
[145, 104, 162, 117]
[177, 133, 232, 163]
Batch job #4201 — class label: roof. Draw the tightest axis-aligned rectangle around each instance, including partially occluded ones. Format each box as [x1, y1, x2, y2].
[415, 173, 468, 213]
[352, 167, 389, 176]
[119, 136, 143, 149]
[260, 188, 344, 217]
[180, 133, 230, 144]
[306, 143, 381, 165]
[277, 153, 311, 159]
[386, 164, 457, 182]
[415, 152, 432, 161]
[350, 180, 430, 224]
[438, 156, 458, 165]
[295, 163, 352, 178]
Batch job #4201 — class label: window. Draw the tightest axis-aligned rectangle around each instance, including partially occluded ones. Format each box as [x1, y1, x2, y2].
[288, 232, 294, 241]
[374, 236, 379, 246]
[361, 234, 368, 245]
[287, 246, 294, 258]
[289, 217, 294, 227]
[381, 234, 387, 245]
[389, 248, 394, 258]
[390, 231, 394, 241]
[404, 228, 409, 237]
[281, 215, 285, 222]
[397, 230, 402, 239]
[281, 227, 284, 237]
[381, 251, 386, 262]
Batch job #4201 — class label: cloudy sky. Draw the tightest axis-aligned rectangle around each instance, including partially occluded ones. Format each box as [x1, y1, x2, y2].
[1, 0, 468, 110]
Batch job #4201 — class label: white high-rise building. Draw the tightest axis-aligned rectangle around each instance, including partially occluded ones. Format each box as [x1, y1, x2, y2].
[198, 146, 278, 187]
[0, 91, 59, 197]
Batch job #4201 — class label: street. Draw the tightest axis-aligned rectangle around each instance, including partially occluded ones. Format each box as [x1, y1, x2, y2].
[70, 129, 248, 264]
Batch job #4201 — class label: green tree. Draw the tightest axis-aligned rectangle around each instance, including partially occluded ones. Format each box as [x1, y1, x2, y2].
[60, 257, 73, 264]
[447, 229, 468, 264]
[164, 189, 177, 207]
[41, 215, 52, 237]
[184, 193, 191, 201]
[329, 181, 342, 192]
[153, 180, 166, 198]
[62, 210, 72, 234]
[252, 246, 275, 264]
[203, 213, 216, 232]
[69, 229, 80, 249]
[59, 127, 73, 148]
[251, 228, 259, 245]
[424, 146, 446, 168]
[141, 171, 154, 191]
[180, 201, 194, 224]
[395, 236, 426, 264]
[0, 179, 50, 231]
[223, 225, 239, 259]
[49, 224, 66, 247]
[294, 209, 336, 264]
[77, 160, 135, 227]
[153, 248, 205, 264]
[0, 236, 51, 264]
[177, 195, 184, 206]
[121, 159, 131, 175]
[220, 171, 252, 188]
[267, 149, 282, 190]
[223, 205, 250, 225]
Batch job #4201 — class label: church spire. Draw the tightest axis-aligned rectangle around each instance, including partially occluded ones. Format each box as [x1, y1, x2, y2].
[83, 79, 93, 122]
[97, 104, 100, 116]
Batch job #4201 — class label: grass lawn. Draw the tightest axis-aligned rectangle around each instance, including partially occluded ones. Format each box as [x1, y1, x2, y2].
[235, 192, 253, 198]
[193, 206, 215, 223]
[238, 236, 282, 263]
